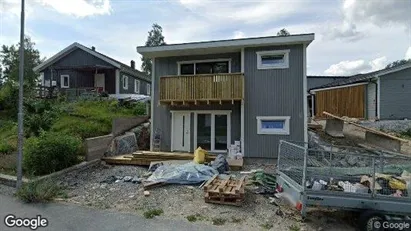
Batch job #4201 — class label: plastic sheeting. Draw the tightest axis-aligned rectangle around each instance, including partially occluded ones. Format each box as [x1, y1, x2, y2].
[146, 162, 218, 185]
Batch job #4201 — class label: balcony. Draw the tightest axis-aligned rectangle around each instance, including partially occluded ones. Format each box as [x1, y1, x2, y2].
[159, 73, 244, 105]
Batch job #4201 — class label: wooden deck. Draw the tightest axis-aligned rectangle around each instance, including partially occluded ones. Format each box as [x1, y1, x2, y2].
[159, 73, 244, 105]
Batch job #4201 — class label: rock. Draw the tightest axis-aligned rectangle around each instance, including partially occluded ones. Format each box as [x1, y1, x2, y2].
[143, 172, 152, 177]
[100, 175, 116, 184]
[131, 176, 141, 183]
[100, 183, 108, 189]
[106, 132, 138, 157]
[109, 188, 116, 192]
[144, 191, 150, 196]
[187, 186, 194, 190]
[123, 176, 133, 182]
[115, 176, 123, 180]
[346, 155, 358, 166]
[115, 180, 121, 183]
[275, 209, 284, 217]
[129, 194, 135, 198]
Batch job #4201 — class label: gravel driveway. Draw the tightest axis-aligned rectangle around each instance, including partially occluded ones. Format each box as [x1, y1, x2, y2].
[56, 163, 356, 231]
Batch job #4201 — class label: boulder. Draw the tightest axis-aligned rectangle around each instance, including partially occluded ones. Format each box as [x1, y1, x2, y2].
[105, 132, 138, 157]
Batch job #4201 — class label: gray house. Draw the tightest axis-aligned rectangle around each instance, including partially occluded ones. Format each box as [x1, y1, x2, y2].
[34, 42, 151, 96]
[309, 62, 411, 120]
[137, 34, 315, 158]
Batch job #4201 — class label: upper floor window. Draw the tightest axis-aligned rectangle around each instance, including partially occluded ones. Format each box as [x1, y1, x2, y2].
[256, 50, 290, 69]
[122, 75, 128, 89]
[178, 59, 231, 75]
[134, 79, 140, 93]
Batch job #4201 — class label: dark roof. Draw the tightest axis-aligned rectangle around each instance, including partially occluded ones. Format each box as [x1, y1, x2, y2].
[309, 62, 411, 91]
[307, 75, 350, 78]
[81, 45, 150, 82]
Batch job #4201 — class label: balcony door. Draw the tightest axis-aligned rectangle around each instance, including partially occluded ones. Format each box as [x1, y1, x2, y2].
[194, 111, 231, 152]
[178, 59, 230, 75]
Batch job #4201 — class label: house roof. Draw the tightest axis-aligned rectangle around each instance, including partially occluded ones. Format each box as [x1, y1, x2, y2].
[137, 33, 315, 58]
[307, 75, 350, 78]
[33, 42, 150, 82]
[309, 62, 411, 92]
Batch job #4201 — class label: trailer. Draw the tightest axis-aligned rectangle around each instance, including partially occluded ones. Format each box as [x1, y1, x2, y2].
[276, 140, 411, 230]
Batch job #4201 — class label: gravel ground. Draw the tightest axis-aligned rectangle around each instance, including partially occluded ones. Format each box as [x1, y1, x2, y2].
[360, 120, 411, 133]
[55, 163, 356, 231]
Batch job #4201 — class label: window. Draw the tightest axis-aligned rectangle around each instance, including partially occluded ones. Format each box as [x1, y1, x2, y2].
[256, 116, 290, 135]
[147, 83, 151, 95]
[256, 50, 290, 69]
[60, 75, 69, 88]
[178, 59, 231, 75]
[195, 111, 231, 152]
[122, 75, 128, 89]
[134, 79, 140, 93]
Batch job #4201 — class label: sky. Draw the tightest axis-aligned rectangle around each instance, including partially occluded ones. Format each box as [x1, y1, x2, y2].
[0, 0, 410, 76]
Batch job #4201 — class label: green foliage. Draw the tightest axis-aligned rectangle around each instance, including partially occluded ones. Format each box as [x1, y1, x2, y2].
[260, 222, 274, 230]
[24, 99, 60, 137]
[141, 23, 166, 75]
[16, 180, 64, 203]
[401, 128, 411, 138]
[385, 59, 411, 69]
[52, 116, 111, 139]
[143, 209, 163, 219]
[289, 224, 301, 231]
[0, 120, 18, 154]
[277, 28, 290, 36]
[0, 82, 19, 117]
[212, 218, 226, 226]
[0, 36, 43, 86]
[24, 132, 81, 175]
[132, 102, 146, 115]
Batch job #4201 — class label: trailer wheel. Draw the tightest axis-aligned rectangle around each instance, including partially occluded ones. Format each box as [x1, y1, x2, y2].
[359, 210, 384, 231]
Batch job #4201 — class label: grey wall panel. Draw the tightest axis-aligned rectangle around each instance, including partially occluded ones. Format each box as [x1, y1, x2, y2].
[152, 54, 241, 152]
[308, 77, 348, 90]
[119, 72, 150, 95]
[53, 48, 114, 67]
[244, 45, 305, 158]
[367, 82, 377, 119]
[379, 67, 411, 119]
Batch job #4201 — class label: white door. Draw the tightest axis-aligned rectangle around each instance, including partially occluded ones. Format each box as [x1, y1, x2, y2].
[94, 73, 105, 91]
[367, 83, 376, 119]
[172, 112, 191, 152]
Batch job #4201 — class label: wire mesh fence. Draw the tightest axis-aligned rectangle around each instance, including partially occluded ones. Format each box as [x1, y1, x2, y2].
[278, 140, 411, 200]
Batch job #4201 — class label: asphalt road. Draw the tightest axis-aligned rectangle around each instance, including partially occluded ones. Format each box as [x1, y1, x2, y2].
[0, 194, 221, 231]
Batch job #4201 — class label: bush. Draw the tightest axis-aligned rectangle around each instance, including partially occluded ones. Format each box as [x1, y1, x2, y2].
[24, 99, 60, 137]
[0, 141, 14, 154]
[132, 102, 146, 115]
[0, 82, 19, 117]
[24, 132, 82, 175]
[16, 180, 64, 203]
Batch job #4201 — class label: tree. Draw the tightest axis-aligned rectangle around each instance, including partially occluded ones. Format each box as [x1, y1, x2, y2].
[141, 23, 166, 75]
[385, 59, 411, 69]
[0, 36, 43, 86]
[277, 28, 290, 36]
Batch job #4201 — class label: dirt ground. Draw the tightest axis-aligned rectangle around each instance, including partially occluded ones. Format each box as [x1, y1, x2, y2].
[55, 163, 357, 231]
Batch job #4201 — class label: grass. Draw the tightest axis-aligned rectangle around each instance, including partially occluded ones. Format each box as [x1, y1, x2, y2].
[289, 224, 301, 231]
[143, 209, 164, 219]
[0, 120, 18, 154]
[231, 216, 243, 223]
[212, 218, 226, 226]
[15, 180, 64, 203]
[260, 222, 274, 230]
[186, 213, 207, 222]
[400, 128, 411, 139]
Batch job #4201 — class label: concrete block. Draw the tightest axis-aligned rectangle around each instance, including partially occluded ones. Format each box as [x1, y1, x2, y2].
[365, 131, 401, 153]
[112, 116, 149, 136]
[86, 134, 113, 161]
[325, 118, 345, 138]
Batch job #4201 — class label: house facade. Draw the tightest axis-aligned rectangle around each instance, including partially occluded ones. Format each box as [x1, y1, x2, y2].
[137, 34, 315, 158]
[310, 63, 411, 120]
[34, 43, 151, 97]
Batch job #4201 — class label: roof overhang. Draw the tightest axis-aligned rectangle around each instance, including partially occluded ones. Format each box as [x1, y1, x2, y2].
[137, 34, 315, 58]
[33, 42, 121, 72]
[310, 82, 369, 94]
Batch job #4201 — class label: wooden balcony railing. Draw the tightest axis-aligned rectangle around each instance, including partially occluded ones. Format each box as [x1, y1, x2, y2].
[159, 73, 244, 105]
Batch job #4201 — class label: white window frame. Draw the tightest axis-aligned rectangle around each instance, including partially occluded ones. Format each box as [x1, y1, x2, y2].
[256, 49, 290, 69]
[177, 58, 232, 75]
[256, 116, 290, 135]
[60, 75, 70, 88]
[147, 83, 151, 95]
[134, 79, 140, 94]
[122, 75, 128, 89]
[192, 110, 232, 153]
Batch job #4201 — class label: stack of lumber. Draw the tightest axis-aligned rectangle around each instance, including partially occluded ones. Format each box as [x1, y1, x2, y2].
[204, 174, 246, 206]
[102, 151, 216, 166]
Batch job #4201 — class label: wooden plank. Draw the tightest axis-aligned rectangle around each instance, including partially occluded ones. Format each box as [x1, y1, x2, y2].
[143, 181, 167, 190]
[323, 111, 408, 142]
[203, 174, 218, 191]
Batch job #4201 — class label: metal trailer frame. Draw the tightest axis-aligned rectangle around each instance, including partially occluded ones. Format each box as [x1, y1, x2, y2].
[276, 140, 411, 218]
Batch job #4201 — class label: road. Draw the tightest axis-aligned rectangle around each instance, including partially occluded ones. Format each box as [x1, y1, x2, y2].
[0, 193, 221, 231]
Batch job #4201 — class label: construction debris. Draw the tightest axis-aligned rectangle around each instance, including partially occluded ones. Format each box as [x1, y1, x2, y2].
[248, 170, 277, 194]
[203, 174, 246, 206]
[144, 191, 150, 196]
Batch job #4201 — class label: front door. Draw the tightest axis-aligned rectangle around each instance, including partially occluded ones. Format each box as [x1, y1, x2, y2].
[94, 73, 105, 92]
[172, 112, 191, 152]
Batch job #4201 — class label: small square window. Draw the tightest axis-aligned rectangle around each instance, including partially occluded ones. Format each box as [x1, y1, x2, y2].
[257, 50, 289, 69]
[257, 116, 290, 135]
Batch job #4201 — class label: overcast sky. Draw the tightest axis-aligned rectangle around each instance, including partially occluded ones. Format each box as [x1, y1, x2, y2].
[1, 0, 410, 75]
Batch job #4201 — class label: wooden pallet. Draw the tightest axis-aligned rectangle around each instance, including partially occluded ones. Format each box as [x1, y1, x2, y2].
[203, 174, 246, 206]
